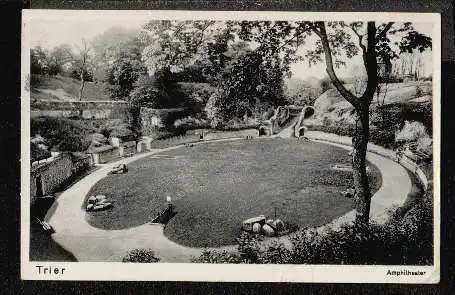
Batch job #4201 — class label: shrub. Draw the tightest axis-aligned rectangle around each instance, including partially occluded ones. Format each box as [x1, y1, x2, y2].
[69, 69, 94, 82]
[173, 116, 210, 132]
[192, 250, 242, 264]
[30, 141, 51, 162]
[122, 248, 160, 263]
[31, 117, 94, 152]
[220, 117, 260, 131]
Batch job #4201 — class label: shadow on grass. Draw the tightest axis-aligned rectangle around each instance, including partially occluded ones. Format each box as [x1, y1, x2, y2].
[29, 226, 77, 262]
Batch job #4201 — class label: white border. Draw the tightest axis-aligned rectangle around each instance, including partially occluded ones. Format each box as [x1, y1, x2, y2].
[21, 10, 441, 283]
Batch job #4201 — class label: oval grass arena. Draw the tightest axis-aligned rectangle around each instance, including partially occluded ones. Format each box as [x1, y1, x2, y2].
[85, 138, 382, 247]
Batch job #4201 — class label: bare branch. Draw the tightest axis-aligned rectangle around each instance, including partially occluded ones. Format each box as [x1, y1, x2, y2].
[376, 22, 394, 41]
[313, 22, 360, 107]
[193, 21, 216, 51]
[349, 24, 367, 65]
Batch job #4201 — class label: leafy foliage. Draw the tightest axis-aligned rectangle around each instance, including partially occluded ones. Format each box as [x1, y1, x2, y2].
[205, 49, 286, 126]
[30, 141, 51, 162]
[122, 248, 160, 263]
[129, 74, 171, 109]
[30, 46, 51, 75]
[106, 57, 147, 99]
[140, 20, 218, 76]
[31, 117, 94, 152]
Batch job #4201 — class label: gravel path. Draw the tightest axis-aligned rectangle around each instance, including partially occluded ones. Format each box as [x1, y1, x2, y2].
[44, 135, 412, 262]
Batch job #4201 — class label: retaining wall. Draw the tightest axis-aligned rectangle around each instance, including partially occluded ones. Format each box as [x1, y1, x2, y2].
[203, 129, 259, 140]
[31, 100, 129, 120]
[30, 153, 73, 204]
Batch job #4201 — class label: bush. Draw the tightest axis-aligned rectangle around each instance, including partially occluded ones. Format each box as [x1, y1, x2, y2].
[31, 117, 94, 152]
[219, 117, 260, 131]
[192, 250, 242, 264]
[122, 248, 160, 263]
[173, 116, 210, 132]
[30, 141, 51, 162]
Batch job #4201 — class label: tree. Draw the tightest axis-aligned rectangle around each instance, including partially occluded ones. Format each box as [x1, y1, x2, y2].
[91, 26, 144, 82]
[238, 21, 431, 225]
[205, 47, 287, 126]
[47, 44, 73, 76]
[106, 56, 147, 99]
[30, 45, 49, 75]
[73, 39, 93, 102]
[140, 20, 218, 77]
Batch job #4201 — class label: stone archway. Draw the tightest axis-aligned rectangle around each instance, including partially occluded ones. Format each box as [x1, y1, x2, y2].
[258, 126, 270, 136]
[259, 127, 267, 136]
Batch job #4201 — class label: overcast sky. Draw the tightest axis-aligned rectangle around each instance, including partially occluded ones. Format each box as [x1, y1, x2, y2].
[29, 19, 434, 80]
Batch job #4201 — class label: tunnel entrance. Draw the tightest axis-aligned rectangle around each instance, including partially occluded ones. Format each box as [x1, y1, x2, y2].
[259, 127, 268, 136]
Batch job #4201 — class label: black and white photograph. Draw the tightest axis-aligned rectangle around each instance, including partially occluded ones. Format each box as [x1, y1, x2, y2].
[21, 10, 440, 282]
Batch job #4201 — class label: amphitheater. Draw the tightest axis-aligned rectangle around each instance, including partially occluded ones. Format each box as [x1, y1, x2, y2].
[39, 105, 425, 262]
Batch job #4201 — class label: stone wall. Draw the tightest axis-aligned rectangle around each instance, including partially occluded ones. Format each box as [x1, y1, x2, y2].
[31, 100, 129, 120]
[30, 153, 73, 204]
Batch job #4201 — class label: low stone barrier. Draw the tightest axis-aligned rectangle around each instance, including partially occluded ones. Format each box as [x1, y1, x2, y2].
[398, 154, 429, 191]
[203, 129, 259, 141]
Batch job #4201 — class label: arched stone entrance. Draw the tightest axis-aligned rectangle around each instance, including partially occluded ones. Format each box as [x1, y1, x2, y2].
[259, 126, 268, 136]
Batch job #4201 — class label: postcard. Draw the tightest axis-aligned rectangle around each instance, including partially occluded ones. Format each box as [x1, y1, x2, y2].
[21, 10, 440, 283]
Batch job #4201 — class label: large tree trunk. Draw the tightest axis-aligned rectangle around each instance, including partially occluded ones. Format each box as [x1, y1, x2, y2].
[352, 106, 372, 224]
[315, 21, 380, 225]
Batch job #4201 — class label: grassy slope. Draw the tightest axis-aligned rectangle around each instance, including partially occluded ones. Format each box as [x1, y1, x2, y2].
[31, 74, 111, 101]
[84, 139, 381, 247]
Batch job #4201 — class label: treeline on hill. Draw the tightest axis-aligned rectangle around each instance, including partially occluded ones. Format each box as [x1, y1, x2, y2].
[30, 23, 432, 156]
[30, 23, 322, 136]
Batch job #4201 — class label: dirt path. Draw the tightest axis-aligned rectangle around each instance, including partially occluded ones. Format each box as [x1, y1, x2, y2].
[45, 136, 412, 262]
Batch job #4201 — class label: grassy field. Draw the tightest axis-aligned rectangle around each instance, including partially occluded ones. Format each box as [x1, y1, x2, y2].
[31, 74, 111, 101]
[85, 138, 381, 247]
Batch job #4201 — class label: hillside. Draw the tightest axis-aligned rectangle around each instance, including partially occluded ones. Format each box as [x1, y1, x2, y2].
[309, 80, 433, 149]
[30, 74, 112, 101]
[313, 81, 432, 122]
